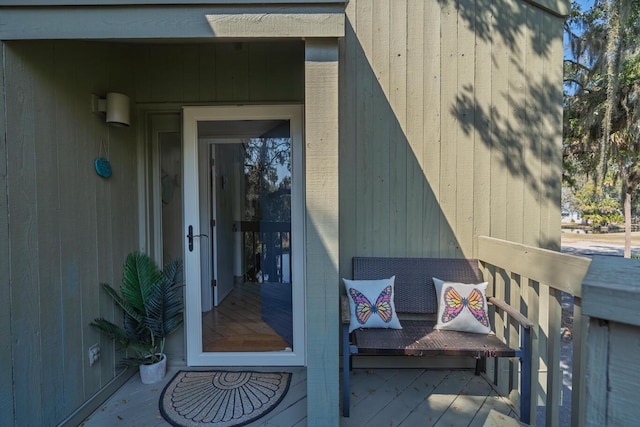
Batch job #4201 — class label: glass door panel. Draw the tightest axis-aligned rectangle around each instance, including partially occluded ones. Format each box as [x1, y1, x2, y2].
[201, 122, 293, 353]
[183, 105, 304, 366]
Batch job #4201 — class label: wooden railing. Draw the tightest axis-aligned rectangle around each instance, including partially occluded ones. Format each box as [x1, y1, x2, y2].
[477, 236, 592, 427]
[582, 256, 640, 426]
[239, 221, 291, 283]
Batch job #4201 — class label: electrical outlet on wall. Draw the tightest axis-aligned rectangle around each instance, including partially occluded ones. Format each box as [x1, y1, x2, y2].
[89, 343, 100, 366]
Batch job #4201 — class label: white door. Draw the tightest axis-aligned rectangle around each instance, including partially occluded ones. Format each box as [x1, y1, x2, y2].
[207, 141, 237, 307]
[183, 105, 305, 366]
[196, 141, 237, 311]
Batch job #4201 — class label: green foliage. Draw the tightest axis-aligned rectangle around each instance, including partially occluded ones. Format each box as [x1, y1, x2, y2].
[91, 252, 183, 366]
[244, 137, 291, 222]
[573, 180, 624, 226]
[563, 0, 640, 171]
[563, 0, 640, 249]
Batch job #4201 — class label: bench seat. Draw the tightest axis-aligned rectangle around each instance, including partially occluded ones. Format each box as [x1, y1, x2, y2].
[341, 257, 532, 424]
[352, 319, 516, 357]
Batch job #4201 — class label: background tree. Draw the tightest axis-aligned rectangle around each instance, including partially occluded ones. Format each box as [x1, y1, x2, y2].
[571, 173, 624, 227]
[563, 0, 640, 257]
[243, 136, 291, 281]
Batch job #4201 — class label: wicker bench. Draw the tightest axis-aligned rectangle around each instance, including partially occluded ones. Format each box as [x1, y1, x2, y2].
[341, 257, 533, 423]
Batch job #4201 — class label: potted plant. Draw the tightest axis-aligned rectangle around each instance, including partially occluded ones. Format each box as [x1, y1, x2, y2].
[91, 251, 183, 384]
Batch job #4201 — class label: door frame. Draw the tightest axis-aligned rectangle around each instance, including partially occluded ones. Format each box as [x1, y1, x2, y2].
[183, 104, 306, 366]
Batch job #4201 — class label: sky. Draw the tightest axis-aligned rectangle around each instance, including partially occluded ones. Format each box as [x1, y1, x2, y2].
[563, 0, 598, 93]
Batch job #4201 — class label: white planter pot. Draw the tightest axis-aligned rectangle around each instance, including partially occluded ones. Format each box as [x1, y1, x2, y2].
[139, 353, 167, 384]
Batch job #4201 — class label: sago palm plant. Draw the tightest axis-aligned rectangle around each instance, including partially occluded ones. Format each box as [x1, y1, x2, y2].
[91, 251, 183, 366]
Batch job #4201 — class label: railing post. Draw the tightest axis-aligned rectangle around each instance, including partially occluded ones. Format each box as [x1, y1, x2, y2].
[546, 287, 562, 427]
[584, 318, 608, 426]
[509, 273, 523, 399]
[527, 279, 540, 425]
[520, 325, 532, 425]
[571, 298, 587, 427]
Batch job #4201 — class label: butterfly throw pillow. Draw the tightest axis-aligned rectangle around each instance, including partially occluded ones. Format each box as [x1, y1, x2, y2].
[433, 277, 493, 335]
[343, 276, 402, 333]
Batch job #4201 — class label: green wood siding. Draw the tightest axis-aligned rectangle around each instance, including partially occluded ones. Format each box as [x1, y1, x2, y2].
[2, 41, 138, 425]
[132, 41, 303, 103]
[339, 0, 565, 279]
[1, 39, 304, 426]
[0, 44, 15, 426]
[304, 39, 340, 426]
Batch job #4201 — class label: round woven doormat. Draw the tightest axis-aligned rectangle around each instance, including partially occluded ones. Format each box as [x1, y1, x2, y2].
[159, 370, 291, 427]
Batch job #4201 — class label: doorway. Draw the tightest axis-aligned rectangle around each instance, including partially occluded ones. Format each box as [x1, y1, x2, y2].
[183, 105, 305, 366]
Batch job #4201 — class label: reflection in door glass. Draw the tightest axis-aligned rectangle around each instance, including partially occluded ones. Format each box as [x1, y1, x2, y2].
[199, 120, 293, 353]
[243, 135, 292, 285]
[159, 131, 183, 264]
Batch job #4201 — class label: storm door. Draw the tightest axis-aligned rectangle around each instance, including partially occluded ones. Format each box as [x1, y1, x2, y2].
[183, 105, 305, 366]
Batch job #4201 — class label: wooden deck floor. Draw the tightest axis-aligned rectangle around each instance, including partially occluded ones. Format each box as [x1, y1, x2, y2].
[81, 366, 520, 426]
[82, 283, 520, 426]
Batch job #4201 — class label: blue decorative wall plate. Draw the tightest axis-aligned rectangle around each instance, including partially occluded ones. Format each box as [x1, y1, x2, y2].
[94, 157, 112, 178]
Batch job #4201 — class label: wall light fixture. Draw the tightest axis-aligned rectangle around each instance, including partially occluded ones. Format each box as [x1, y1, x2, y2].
[91, 92, 130, 127]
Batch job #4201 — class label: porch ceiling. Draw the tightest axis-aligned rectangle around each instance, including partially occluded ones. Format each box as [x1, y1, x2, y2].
[0, 4, 345, 41]
[205, 11, 344, 38]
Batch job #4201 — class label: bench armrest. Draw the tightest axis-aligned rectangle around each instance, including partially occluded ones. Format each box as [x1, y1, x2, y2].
[341, 294, 351, 325]
[488, 296, 534, 329]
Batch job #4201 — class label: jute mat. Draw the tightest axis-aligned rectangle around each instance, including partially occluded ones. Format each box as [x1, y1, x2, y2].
[159, 370, 291, 427]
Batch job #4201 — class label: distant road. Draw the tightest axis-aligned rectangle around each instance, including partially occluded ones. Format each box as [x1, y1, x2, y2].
[561, 230, 640, 245]
[561, 231, 640, 257]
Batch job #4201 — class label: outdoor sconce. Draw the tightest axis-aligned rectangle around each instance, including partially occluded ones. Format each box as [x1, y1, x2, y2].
[91, 92, 130, 127]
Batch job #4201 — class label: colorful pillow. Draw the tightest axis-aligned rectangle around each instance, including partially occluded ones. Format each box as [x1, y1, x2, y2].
[433, 277, 493, 335]
[343, 276, 402, 333]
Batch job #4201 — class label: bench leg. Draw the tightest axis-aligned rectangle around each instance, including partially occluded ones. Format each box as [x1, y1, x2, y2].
[474, 356, 487, 375]
[519, 327, 532, 425]
[342, 324, 350, 417]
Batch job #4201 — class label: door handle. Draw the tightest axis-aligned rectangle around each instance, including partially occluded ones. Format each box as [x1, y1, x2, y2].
[187, 225, 208, 252]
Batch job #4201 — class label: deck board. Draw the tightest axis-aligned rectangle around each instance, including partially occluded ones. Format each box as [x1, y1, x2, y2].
[82, 368, 519, 426]
[344, 369, 419, 425]
[434, 375, 496, 426]
[400, 370, 474, 426]
[362, 369, 451, 427]
[469, 391, 519, 427]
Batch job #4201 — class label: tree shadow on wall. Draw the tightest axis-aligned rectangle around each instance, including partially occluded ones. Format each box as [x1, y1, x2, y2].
[438, 0, 561, 60]
[452, 77, 562, 203]
[442, 0, 565, 251]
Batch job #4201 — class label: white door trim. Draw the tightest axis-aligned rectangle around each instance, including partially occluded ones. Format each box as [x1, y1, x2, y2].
[183, 104, 305, 366]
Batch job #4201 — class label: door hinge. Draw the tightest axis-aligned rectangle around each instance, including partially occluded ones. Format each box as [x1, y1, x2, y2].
[211, 219, 216, 227]
[211, 279, 217, 288]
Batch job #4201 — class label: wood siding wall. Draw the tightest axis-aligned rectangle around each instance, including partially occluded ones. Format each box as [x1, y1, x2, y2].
[304, 39, 340, 425]
[1, 39, 304, 426]
[0, 40, 13, 426]
[339, 0, 565, 279]
[2, 42, 139, 426]
[132, 42, 304, 104]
